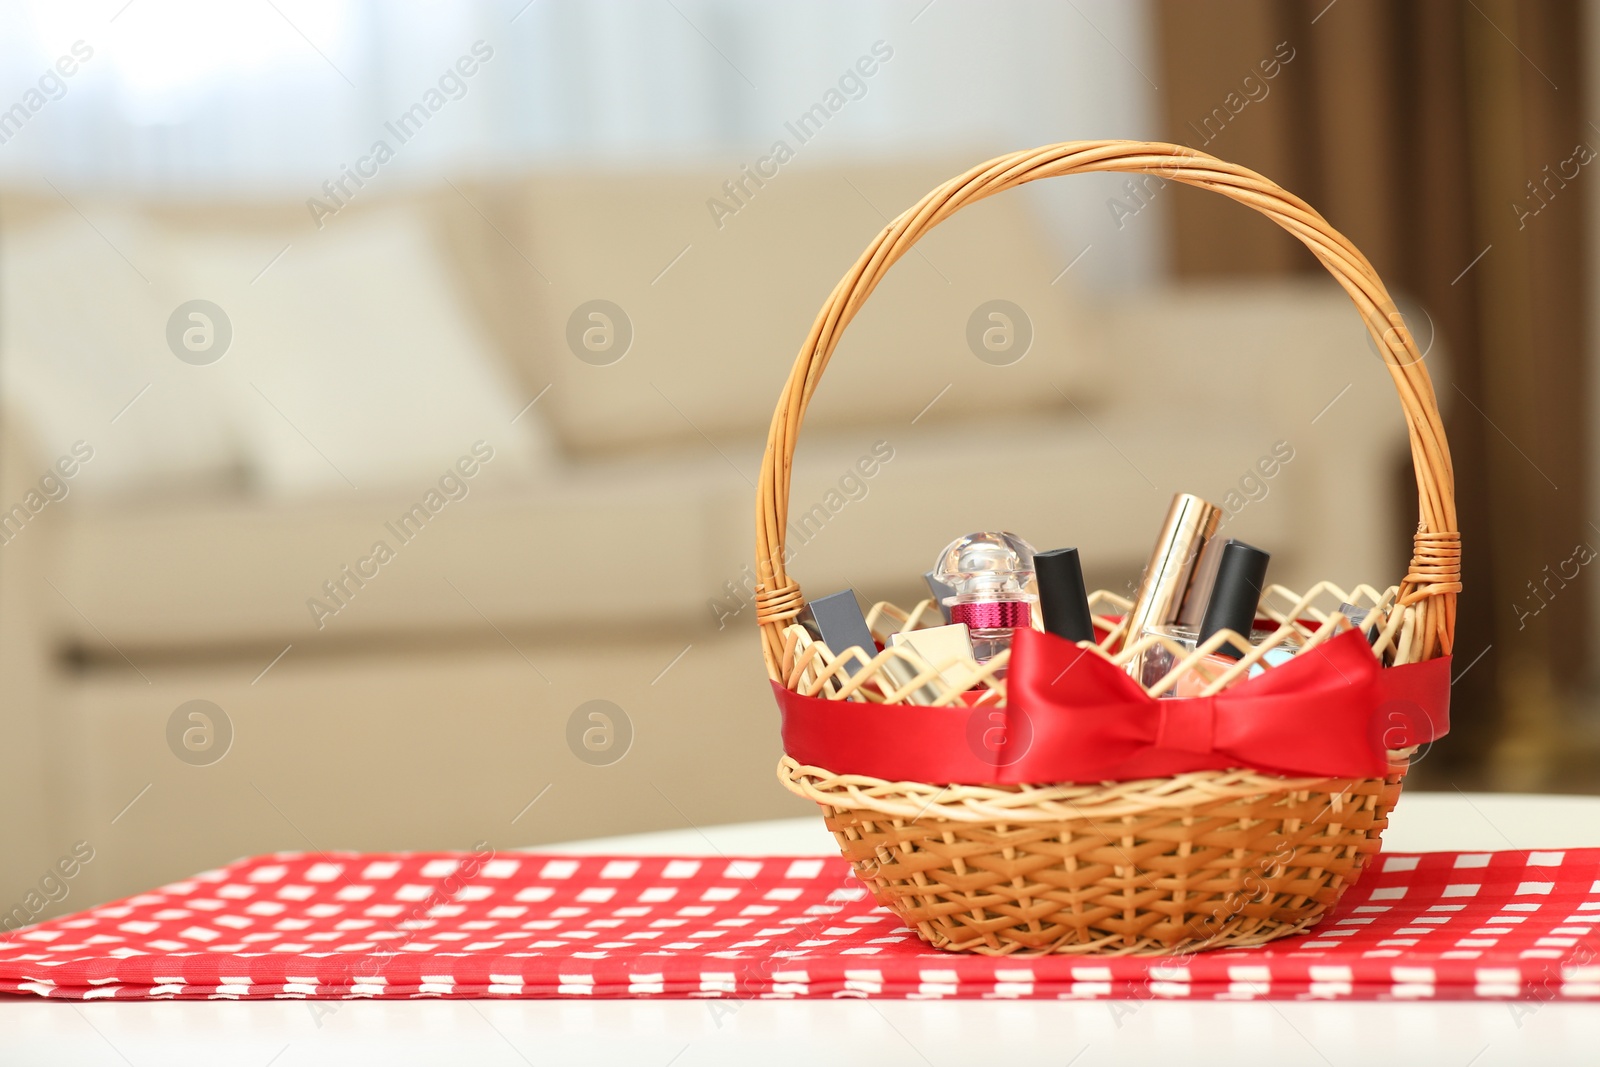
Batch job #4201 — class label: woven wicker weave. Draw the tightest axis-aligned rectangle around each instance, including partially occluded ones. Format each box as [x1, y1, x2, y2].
[754, 141, 1459, 956]
[781, 757, 1408, 955]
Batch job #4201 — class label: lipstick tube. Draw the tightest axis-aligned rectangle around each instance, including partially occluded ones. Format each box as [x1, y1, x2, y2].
[1121, 493, 1222, 655]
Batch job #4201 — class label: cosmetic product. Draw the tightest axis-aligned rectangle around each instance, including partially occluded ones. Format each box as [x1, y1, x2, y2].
[890, 623, 978, 689]
[933, 531, 1038, 666]
[923, 572, 956, 623]
[799, 589, 942, 704]
[1123, 493, 1223, 654]
[1175, 534, 1226, 628]
[1195, 540, 1270, 658]
[876, 655, 948, 705]
[1336, 601, 1382, 646]
[799, 590, 879, 676]
[1035, 547, 1096, 643]
[1133, 540, 1300, 695]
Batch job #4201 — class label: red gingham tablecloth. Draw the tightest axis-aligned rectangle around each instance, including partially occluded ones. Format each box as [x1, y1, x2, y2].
[3, 848, 1599, 1001]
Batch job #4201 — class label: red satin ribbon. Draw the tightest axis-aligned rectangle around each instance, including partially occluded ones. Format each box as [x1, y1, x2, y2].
[776, 627, 1451, 785]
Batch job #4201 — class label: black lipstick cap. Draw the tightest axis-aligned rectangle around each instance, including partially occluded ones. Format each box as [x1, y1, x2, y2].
[1035, 547, 1096, 643]
[1197, 540, 1269, 659]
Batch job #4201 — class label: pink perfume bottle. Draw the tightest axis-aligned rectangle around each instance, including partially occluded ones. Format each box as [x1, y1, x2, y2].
[933, 531, 1038, 666]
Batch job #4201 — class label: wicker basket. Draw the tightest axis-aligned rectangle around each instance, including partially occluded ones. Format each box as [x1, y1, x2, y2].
[753, 141, 1459, 957]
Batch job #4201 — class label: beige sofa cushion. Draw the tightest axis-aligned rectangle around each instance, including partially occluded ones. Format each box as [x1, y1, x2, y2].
[0, 196, 556, 498]
[441, 163, 1110, 456]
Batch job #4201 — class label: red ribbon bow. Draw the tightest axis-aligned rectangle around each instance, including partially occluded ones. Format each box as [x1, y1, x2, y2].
[1002, 626, 1387, 779]
[776, 627, 1450, 784]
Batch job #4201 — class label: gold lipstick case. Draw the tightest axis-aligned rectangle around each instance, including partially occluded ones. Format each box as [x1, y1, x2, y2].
[1121, 493, 1223, 655]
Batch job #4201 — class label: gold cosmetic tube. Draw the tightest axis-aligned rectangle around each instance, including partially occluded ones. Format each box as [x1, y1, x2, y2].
[1175, 534, 1226, 628]
[1121, 493, 1223, 655]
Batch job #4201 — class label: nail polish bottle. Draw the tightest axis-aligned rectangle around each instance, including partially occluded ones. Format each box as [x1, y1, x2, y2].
[1336, 601, 1382, 645]
[932, 531, 1037, 668]
[1134, 540, 1299, 695]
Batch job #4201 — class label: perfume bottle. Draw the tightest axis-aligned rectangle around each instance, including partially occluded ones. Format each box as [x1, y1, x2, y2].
[933, 531, 1037, 666]
[1134, 540, 1299, 695]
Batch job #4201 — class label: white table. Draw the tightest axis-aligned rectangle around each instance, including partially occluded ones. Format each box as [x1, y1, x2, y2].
[6, 792, 1600, 1066]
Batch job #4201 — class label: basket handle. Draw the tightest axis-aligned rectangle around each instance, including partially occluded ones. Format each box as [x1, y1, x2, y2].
[754, 141, 1459, 679]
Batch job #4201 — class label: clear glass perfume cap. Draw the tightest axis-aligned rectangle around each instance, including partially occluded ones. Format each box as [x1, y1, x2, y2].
[933, 531, 1037, 602]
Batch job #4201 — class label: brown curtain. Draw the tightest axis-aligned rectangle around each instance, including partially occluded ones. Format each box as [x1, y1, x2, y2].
[1155, 0, 1590, 789]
